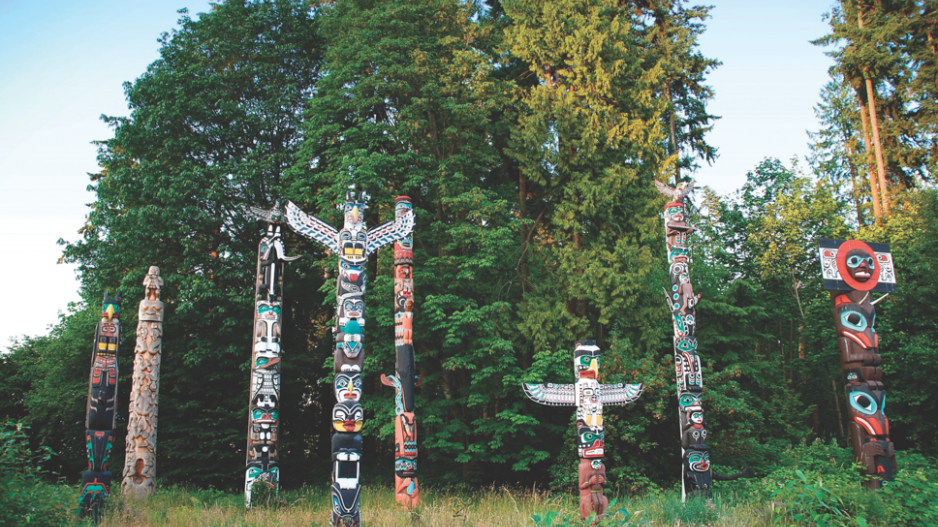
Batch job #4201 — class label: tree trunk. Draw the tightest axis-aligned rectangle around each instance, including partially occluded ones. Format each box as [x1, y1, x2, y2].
[665, 84, 680, 186]
[856, 93, 882, 223]
[857, 6, 891, 217]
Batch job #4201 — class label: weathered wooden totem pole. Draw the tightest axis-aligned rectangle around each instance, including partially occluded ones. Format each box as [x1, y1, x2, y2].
[121, 267, 164, 499]
[818, 239, 898, 488]
[285, 191, 415, 526]
[79, 291, 122, 518]
[243, 202, 300, 507]
[380, 196, 419, 509]
[523, 341, 643, 522]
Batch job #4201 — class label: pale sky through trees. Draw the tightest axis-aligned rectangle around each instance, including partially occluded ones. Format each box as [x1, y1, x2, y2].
[0, 0, 834, 347]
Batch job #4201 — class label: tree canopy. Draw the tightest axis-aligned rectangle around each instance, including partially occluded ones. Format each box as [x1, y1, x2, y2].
[2, 0, 937, 494]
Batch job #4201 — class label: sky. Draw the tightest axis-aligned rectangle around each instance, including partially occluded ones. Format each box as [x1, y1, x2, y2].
[0, 0, 836, 347]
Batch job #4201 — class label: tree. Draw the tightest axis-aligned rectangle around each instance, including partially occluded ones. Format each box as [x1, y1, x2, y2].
[58, 0, 323, 487]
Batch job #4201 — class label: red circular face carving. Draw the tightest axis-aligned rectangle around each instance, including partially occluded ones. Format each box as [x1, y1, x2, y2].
[836, 240, 880, 291]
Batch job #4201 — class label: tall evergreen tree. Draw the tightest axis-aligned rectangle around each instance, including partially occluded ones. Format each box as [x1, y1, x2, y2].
[59, 0, 323, 486]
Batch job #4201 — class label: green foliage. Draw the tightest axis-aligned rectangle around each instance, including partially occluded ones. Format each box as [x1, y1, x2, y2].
[879, 453, 938, 526]
[6, 0, 937, 500]
[532, 498, 648, 526]
[0, 422, 75, 527]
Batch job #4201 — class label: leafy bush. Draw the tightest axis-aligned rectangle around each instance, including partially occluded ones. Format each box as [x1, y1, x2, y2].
[0, 421, 76, 526]
[880, 452, 938, 526]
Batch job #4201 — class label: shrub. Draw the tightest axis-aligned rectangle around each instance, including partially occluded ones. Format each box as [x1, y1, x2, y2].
[0, 421, 76, 526]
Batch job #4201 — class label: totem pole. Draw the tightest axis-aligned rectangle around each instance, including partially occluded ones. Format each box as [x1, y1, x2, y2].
[79, 291, 122, 519]
[655, 180, 714, 499]
[121, 267, 164, 499]
[818, 239, 898, 488]
[523, 341, 643, 522]
[243, 201, 300, 507]
[285, 191, 415, 527]
[380, 196, 419, 509]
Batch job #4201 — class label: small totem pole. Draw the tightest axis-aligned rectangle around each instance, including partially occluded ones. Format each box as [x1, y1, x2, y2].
[380, 196, 419, 509]
[121, 267, 164, 499]
[523, 341, 643, 522]
[655, 180, 713, 499]
[285, 191, 415, 526]
[243, 201, 300, 507]
[79, 291, 122, 519]
[818, 239, 898, 488]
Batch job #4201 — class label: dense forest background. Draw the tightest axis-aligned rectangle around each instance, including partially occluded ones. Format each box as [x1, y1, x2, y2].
[2, 0, 937, 495]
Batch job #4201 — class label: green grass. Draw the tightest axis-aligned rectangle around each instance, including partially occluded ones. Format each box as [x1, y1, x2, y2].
[86, 484, 789, 527]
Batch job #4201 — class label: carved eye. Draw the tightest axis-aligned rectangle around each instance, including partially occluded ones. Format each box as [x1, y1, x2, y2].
[849, 391, 878, 415]
[840, 310, 868, 331]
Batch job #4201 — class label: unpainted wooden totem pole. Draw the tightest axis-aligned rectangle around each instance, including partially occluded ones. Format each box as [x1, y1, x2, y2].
[79, 291, 122, 519]
[380, 196, 419, 508]
[285, 190, 415, 526]
[818, 238, 898, 488]
[655, 180, 714, 499]
[243, 202, 300, 507]
[523, 341, 643, 522]
[121, 267, 164, 499]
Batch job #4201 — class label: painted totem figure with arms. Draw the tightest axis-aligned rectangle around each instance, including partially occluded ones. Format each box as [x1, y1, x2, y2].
[523, 341, 643, 522]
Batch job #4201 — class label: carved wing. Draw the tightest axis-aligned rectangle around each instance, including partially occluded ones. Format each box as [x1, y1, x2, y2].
[522, 383, 577, 406]
[284, 201, 339, 253]
[245, 205, 275, 223]
[655, 180, 695, 201]
[366, 208, 415, 256]
[655, 181, 678, 198]
[598, 383, 644, 406]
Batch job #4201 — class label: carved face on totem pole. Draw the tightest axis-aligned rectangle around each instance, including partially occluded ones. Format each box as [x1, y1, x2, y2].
[339, 297, 365, 321]
[334, 374, 363, 403]
[684, 449, 711, 477]
[338, 261, 367, 296]
[574, 342, 601, 380]
[847, 385, 888, 439]
[101, 291, 122, 321]
[332, 402, 364, 433]
[336, 320, 364, 372]
[577, 420, 605, 458]
[339, 192, 368, 264]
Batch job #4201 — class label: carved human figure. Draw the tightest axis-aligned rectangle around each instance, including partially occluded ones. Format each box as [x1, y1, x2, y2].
[578, 459, 609, 522]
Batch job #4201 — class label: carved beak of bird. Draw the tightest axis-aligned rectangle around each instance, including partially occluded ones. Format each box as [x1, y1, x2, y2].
[105, 304, 116, 320]
[587, 358, 599, 379]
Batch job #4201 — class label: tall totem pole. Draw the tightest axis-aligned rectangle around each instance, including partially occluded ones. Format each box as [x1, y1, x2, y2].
[818, 238, 898, 488]
[655, 180, 713, 499]
[380, 196, 419, 508]
[122, 267, 164, 499]
[244, 202, 300, 507]
[523, 341, 643, 522]
[285, 191, 415, 527]
[79, 291, 122, 519]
